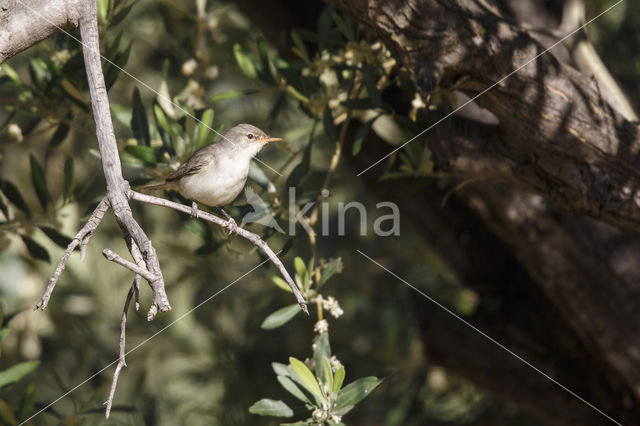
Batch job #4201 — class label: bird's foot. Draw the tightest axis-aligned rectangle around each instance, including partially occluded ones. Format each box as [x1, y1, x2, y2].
[220, 208, 237, 235]
[190, 202, 199, 218]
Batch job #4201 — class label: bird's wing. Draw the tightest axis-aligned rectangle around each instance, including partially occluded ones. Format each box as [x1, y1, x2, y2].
[165, 146, 219, 182]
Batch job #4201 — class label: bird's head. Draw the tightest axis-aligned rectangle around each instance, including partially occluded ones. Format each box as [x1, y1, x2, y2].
[223, 123, 282, 156]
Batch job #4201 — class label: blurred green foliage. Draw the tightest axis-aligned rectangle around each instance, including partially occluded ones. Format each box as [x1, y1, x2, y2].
[0, 0, 637, 425]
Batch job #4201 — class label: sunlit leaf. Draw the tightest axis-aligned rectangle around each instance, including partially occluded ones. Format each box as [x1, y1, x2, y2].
[233, 44, 257, 79]
[124, 145, 159, 165]
[261, 304, 300, 329]
[272, 276, 293, 293]
[248, 399, 293, 417]
[289, 357, 324, 403]
[0, 361, 39, 389]
[194, 108, 215, 151]
[277, 375, 313, 404]
[333, 367, 345, 393]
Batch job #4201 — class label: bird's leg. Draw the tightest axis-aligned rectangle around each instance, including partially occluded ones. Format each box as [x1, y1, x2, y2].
[190, 201, 199, 218]
[219, 208, 237, 235]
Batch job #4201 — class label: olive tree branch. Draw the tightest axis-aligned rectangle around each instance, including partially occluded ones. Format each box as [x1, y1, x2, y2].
[127, 189, 309, 314]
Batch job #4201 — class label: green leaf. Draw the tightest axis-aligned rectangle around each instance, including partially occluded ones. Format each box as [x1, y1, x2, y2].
[257, 37, 275, 84]
[317, 257, 342, 290]
[30, 155, 51, 211]
[97, 0, 110, 22]
[40, 227, 73, 248]
[290, 30, 309, 62]
[323, 108, 337, 143]
[209, 90, 247, 103]
[0, 180, 31, 217]
[17, 383, 36, 423]
[233, 44, 257, 79]
[0, 196, 8, 220]
[131, 87, 150, 146]
[248, 399, 293, 417]
[285, 122, 315, 190]
[352, 117, 376, 156]
[153, 102, 175, 156]
[362, 64, 382, 108]
[319, 356, 333, 390]
[277, 375, 313, 404]
[20, 235, 50, 263]
[194, 108, 215, 150]
[313, 333, 331, 372]
[335, 377, 383, 411]
[49, 123, 70, 147]
[110, 3, 134, 26]
[125, 145, 159, 165]
[332, 367, 345, 393]
[261, 304, 300, 329]
[0, 361, 39, 389]
[1, 64, 21, 84]
[272, 276, 293, 293]
[294, 257, 307, 283]
[0, 328, 9, 342]
[289, 357, 324, 403]
[63, 157, 74, 200]
[332, 12, 355, 41]
[272, 362, 290, 377]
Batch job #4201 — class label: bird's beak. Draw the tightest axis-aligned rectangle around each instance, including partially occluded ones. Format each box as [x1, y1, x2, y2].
[257, 136, 283, 144]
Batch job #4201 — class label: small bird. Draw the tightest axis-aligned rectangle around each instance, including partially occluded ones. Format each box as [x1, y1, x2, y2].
[143, 123, 282, 230]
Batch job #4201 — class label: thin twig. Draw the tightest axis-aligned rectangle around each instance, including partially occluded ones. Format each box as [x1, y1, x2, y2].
[104, 281, 136, 419]
[35, 197, 110, 311]
[102, 249, 159, 283]
[127, 190, 309, 314]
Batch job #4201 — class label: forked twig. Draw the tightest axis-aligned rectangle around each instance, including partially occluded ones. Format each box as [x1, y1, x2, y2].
[128, 190, 309, 314]
[35, 197, 110, 311]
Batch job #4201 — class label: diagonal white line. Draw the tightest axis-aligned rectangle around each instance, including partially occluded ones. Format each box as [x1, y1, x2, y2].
[356, 249, 623, 426]
[13, 0, 282, 176]
[19, 255, 276, 425]
[357, 0, 625, 176]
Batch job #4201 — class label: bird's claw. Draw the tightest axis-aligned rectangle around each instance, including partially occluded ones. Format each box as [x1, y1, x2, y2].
[190, 202, 199, 218]
[224, 216, 237, 235]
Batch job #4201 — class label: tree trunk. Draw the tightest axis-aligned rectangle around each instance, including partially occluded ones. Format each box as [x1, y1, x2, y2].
[324, 0, 640, 423]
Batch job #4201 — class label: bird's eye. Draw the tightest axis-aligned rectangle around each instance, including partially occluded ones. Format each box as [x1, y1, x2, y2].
[247, 133, 254, 140]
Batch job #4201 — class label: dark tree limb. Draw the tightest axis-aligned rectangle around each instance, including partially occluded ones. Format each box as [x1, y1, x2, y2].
[326, 0, 640, 232]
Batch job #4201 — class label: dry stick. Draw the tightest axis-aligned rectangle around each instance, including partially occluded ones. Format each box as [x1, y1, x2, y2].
[35, 197, 110, 311]
[102, 249, 159, 282]
[128, 190, 309, 314]
[104, 281, 136, 419]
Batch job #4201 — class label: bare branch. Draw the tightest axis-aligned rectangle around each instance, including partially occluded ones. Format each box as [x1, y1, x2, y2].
[35, 197, 110, 311]
[128, 190, 309, 314]
[0, 0, 82, 64]
[78, 1, 170, 318]
[102, 249, 159, 283]
[104, 282, 136, 419]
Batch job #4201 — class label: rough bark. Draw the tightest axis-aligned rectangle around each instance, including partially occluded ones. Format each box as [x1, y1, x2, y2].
[326, 0, 640, 233]
[0, 0, 82, 63]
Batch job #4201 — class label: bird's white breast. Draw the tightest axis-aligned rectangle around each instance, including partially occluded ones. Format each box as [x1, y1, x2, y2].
[178, 153, 250, 206]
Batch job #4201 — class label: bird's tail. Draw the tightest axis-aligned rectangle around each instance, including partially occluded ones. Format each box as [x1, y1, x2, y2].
[140, 181, 171, 191]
